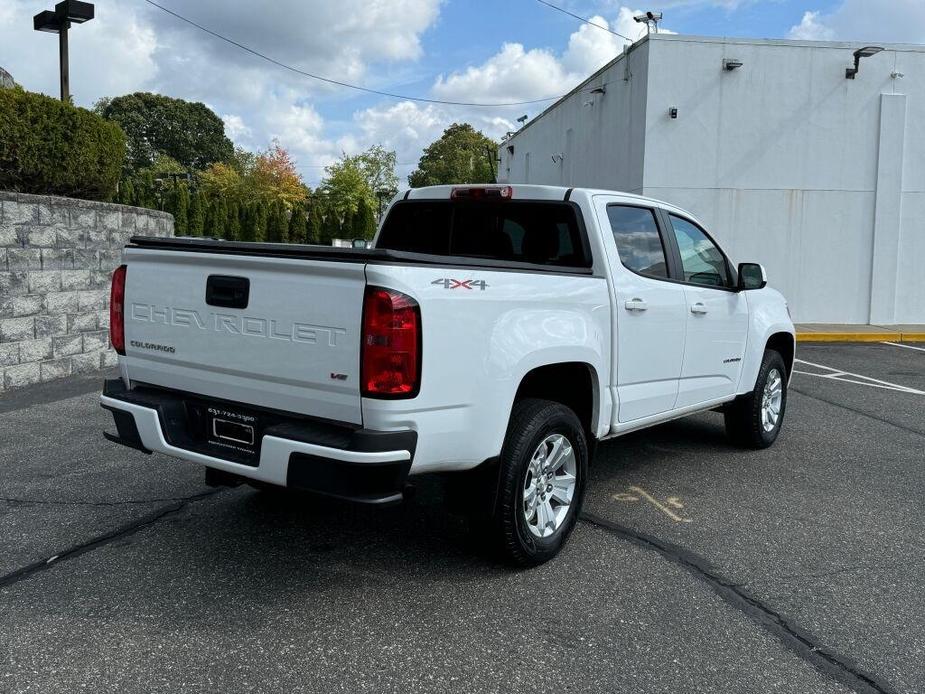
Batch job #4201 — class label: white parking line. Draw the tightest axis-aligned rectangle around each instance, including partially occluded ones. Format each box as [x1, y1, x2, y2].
[883, 341, 925, 353]
[794, 358, 925, 395]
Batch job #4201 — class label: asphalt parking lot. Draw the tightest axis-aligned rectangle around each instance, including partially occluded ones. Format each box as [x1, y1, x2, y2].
[1, 342, 923, 694]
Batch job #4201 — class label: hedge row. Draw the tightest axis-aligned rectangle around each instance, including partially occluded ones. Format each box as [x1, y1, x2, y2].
[0, 87, 125, 201]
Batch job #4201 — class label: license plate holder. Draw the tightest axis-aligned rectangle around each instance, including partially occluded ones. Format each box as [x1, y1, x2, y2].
[205, 405, 260, 460]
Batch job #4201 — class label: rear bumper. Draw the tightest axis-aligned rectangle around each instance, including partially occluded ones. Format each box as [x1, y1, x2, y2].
[100, 379, 415, 504]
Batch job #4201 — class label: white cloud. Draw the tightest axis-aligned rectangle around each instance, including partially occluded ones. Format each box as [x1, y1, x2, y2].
[265, 100, 336, 161]
[432, 8, 673, 106]
[561, 15, 626, 75]
[788, 11, 837, 40]
[221, 114, 252, 141]
[432, 43, 569, 104]
[348, 101, 514, 160]
[787, 0, 925, 43]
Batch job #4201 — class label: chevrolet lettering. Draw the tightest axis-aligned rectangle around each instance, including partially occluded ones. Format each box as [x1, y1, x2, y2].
[130, 303, 347, 347]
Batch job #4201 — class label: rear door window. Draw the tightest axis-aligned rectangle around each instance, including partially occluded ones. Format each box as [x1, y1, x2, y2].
[377, 201, 591, 268]
[606, 205, 669, 279]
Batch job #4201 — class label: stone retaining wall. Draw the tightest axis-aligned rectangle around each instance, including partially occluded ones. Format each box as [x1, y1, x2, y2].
[0, 192, 173, 393]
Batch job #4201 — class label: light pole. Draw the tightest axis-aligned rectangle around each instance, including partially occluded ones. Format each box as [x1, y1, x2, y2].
[33, 1, 94, 102]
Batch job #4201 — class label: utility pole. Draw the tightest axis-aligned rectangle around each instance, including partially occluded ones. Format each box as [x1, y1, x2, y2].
[34, 1, 94, 102]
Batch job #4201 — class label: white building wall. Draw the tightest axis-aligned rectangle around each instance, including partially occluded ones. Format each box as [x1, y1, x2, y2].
[501, 34, 925, 324]
[500, 40, 650, 194]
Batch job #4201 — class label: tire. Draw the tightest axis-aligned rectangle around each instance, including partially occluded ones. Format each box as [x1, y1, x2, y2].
[492, 398, 589, 567]
[724, 349, 788, 449]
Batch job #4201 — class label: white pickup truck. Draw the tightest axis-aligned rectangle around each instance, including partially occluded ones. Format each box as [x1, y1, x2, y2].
[101, 185, 794, 565]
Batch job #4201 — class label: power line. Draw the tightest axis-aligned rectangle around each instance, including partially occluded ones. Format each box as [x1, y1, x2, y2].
[534, 0, 635, 43]
[143, 0, 561, 107]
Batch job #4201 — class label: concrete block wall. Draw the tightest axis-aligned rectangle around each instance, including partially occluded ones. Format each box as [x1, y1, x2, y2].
[0, 192, 173, 394]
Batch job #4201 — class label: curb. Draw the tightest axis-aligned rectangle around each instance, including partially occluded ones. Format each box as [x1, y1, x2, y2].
[796, 332, 925, 343]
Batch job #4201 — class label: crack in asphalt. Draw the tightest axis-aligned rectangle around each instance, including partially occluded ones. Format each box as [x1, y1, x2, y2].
[0, 488, 225, 590]
[769, 563, 903, 584]
[0, 495, 209, 507]
[579, 511, 898, 694]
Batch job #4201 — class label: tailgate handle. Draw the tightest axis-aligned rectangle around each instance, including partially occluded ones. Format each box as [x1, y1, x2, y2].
[206, 275, 250, 309]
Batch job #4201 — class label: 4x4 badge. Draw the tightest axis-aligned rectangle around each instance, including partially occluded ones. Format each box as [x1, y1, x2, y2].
[431, 278, 489, 291]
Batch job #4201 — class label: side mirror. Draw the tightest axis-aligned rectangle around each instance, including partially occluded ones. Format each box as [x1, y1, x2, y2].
[737, 262, 767, 290]
[351, 238, 368, 249]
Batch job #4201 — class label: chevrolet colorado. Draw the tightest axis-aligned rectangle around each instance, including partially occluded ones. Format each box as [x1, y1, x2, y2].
[101, 185, 794, 565]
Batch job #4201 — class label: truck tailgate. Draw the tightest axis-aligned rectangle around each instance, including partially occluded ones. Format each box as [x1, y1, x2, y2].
[122, 248, 365, 424]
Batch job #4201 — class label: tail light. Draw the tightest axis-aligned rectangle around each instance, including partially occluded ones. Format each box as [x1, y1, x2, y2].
[109, 264, 127, 355]
[361, 286, 421, 398]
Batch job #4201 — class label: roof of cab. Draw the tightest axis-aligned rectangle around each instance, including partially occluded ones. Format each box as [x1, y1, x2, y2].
[402, 184, 698, 220]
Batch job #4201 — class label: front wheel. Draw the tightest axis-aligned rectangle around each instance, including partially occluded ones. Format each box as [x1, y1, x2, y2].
[724, 349, 788, 448]
[493, 398, 589, 566]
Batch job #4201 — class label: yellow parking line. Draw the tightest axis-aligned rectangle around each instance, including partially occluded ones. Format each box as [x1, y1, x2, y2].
[797, 330, 925, 343]
[796, 332, 898, 343]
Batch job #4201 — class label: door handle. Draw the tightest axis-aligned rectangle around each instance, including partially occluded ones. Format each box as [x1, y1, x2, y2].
[624, 298, 648, 312]
[690, 302, 708, 315]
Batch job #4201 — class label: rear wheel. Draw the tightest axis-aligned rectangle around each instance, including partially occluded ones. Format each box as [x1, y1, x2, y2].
[492, 398, 588, 566]
[724, 349, 788, 448]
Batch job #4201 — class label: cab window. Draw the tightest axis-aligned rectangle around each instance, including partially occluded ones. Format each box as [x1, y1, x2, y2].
[668, 215, 731, 288]
[606, 205, 669, 279]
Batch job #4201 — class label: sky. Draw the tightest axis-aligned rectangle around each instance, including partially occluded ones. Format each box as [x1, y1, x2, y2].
[2, 0, 924, 187]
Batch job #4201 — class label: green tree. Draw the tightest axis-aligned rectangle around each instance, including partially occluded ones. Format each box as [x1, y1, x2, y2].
[237, 202, 248, 239]
[253, 201, 268, 242]
[176, 184, 190, 235]
[163, 182, 190, 235]
[317, 145, 398, 225]
[354, 145, 399, 199]
[306, 203, 323, 244]
[352, 197, 376, 240]
[225, 201, 241, 241]
[266, 201, 289, 243]
[318, 157, 370, 221]
[341, 209, 354, 240]
[288, 204, 308, 244]
[408, 123, 497, 187]
[117, 178, 135, 206]
[95, 92, 233, 171]
[239, 203, 255, 242]
[0, 87, 125, 201]
[136, 170, 157, 208]
[319, 209, 340, 245]
[188, 191, 205, 237]
[203, 197, 215, 237]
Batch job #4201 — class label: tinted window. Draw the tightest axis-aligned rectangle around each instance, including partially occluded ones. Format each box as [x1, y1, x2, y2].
[669, 215, 730, 288]
[606, 205, 668, 279]
[377, 201, 590, 267]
